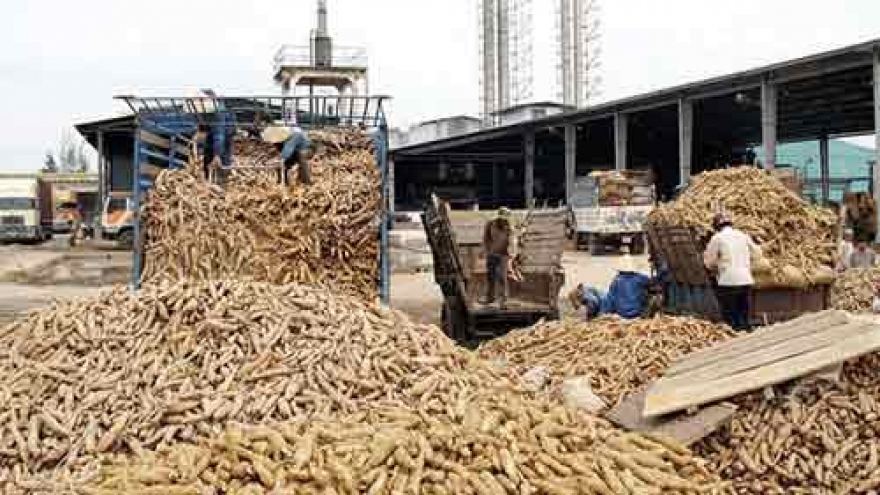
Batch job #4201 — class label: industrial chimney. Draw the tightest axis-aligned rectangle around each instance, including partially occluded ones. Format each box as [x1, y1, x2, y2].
[312, 0, 333, 67]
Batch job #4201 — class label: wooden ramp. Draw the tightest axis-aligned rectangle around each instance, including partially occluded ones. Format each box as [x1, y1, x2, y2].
[605, 390, 737, 446]
[644, 310, 880, 417]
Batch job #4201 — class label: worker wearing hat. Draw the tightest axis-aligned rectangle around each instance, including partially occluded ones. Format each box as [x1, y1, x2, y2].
[600, 248, 652, 319]
[261, 125, 314, 186]
[703, 212, 762, 331]
[481, 207, 514, 309]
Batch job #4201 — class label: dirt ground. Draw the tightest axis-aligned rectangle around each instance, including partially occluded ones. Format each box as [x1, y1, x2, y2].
[390, 251, 650, 326]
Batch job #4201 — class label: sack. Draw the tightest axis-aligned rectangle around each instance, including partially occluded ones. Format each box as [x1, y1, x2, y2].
[521, 366, 551, 392]
[808, 265, 836, 286]
[779, 265, 808, 289]
[751, 256, 772, 275]
[561, 376, 606, 414]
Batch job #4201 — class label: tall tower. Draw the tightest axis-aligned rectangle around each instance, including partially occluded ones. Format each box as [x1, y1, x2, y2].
[480, 0, 600, 122]
[273, 0, 368, 96]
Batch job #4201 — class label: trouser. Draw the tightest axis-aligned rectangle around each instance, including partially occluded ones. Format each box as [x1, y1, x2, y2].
[716, 285, 752, 331]
[485, 254, 509, 304]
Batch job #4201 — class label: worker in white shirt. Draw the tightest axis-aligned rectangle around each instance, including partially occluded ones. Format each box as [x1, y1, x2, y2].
[837, 228, 855, 271]
[703, 213, 762, 331]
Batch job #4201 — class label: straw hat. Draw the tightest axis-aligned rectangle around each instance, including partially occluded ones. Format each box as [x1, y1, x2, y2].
[619, 254, 639, 273]
[261, 126, 293, 144]
[497, 207, 512, 219]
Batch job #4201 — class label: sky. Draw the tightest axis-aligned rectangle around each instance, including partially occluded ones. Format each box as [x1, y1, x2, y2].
[1, 0, 880, 171]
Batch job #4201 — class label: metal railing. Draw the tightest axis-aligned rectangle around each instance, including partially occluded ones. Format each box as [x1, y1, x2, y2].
[273, 45, 368, 71]
[116, 95, 388, 130]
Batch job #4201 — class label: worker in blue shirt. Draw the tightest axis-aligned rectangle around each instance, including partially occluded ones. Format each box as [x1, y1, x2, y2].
[601, 254, 652, 319]
[261, 125, 315, 186]
[193, 89, 235, 183]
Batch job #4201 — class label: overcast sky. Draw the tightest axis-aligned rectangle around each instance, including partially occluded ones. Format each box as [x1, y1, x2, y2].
[2, 0, 880, 171]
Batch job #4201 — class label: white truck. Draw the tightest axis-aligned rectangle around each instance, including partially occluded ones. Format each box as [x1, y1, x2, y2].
[0, 177, 53, 244]
[569, 171, 655, 254]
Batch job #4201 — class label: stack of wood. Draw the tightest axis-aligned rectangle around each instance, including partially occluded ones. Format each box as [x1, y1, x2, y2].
[478, 316, 733, 407]
[141, 128, 381, 300]
[0, 280, 720, 493]
[648, 167, 838, 289]
[830, 267, 880, 312]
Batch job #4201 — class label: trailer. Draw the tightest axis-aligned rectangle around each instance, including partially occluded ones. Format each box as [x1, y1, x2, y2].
[423, 195, 566, 343]
[647, 224, 829, 326]
[116, 95, 391, 303]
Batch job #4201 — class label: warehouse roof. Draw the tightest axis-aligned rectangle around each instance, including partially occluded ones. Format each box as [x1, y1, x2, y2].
[394, 37, 880, 157]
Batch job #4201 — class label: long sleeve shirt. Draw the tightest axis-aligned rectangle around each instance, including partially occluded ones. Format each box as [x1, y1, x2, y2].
[703, 226, 762, 287]
[601, 272, 650, 319]
[483, 218, 513, 256]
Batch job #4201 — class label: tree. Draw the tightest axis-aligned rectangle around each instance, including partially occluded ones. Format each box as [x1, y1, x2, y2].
[42, 151, 58, 173]
[56, 131, 92, 173]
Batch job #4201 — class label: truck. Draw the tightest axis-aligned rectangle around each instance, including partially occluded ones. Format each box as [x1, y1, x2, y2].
[100, 194, 135, 248]
[569, 170, 655, 255]
[0, 177, 53, 244]
[423, 195, 566, 344]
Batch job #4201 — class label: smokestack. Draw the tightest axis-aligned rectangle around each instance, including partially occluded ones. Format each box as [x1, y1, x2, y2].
[317, 0, 328, 36]
[312, 0, 332, 67]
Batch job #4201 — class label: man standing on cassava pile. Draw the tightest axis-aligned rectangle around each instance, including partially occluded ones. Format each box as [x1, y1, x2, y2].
[481, 207, 514, 309]
[261, 125, 315, 186]
[193, 89, 236, 184]
[703, 213, 762, 331]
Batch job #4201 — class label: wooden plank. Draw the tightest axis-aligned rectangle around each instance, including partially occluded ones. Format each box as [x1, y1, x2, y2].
[664, 311, 849, 377]
[654, 321, 873, 389]
[605, 390, 737, 446]
[644, 326, 880, 417]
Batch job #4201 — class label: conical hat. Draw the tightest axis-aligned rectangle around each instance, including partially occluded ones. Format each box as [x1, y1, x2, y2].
[261, 126, 293, 144]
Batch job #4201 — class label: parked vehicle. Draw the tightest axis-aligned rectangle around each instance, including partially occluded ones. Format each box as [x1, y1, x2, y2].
[0, 177, 53, 243]
[100, 195, 136, 248]
[570, 171, 655, 254]
[423, 195, 565, 344]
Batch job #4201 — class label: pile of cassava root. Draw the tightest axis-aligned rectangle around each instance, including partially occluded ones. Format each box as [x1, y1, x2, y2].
[695, 354, 880, 494]
[648, 167, 837, 288]
[478, 316, 733, 408]
[141, 128, 382, 300]
[830, 267, 880, 312]
[85, 404, 721, 494]
[0, 280, 722, 493]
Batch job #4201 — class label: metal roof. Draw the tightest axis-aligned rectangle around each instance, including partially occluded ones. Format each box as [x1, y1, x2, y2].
[394, 37, 880, 156]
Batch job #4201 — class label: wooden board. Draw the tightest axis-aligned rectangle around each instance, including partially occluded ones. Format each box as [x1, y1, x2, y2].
[645, 315, 880, 417]
[606, 390, 737, 446]
[664, 310, 849, 377]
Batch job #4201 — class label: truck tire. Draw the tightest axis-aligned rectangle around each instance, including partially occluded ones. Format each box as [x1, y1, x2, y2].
[631, 234, 646, 255]
[117, 229, 134, 249]
[441, 300, 468, 342]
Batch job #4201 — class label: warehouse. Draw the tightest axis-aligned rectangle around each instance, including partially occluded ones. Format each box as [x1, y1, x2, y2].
[391, 38, 880, 212]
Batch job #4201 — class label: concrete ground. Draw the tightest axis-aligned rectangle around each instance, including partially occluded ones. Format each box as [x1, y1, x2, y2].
[390, 251, 649, 326]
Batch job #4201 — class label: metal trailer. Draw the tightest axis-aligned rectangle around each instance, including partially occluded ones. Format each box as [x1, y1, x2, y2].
[116, 95, 392, 304]
[422, 195, 566, 344]
[646, 224, 829, 326]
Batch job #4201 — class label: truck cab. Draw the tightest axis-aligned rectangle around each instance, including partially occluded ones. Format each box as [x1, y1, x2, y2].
[0, 177, 53, 244]
[101, 196, 135, 247]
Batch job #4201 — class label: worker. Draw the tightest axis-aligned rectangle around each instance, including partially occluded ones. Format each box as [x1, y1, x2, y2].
[568, 284, 605, 321]
[261, 125, 315, 186]
[850, 240, 877, 269]
[837, 228, 855, 271]
[192, 89, 235, 184]
[703, 212, 762, 331]
[481, 207, 514, 309]
[601, 253, 651, 319]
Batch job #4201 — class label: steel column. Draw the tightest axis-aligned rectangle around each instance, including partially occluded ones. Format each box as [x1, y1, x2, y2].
[614, 113, 628, 171]
[819, 135, 831, 204]
[874, 49, 880, 241]
[564, 124, 577, 203]
[761, 78, 778, 170]
[96, 130, 106, 227]
[524, 131, 535, 207]
[678, 99, 694, 186]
